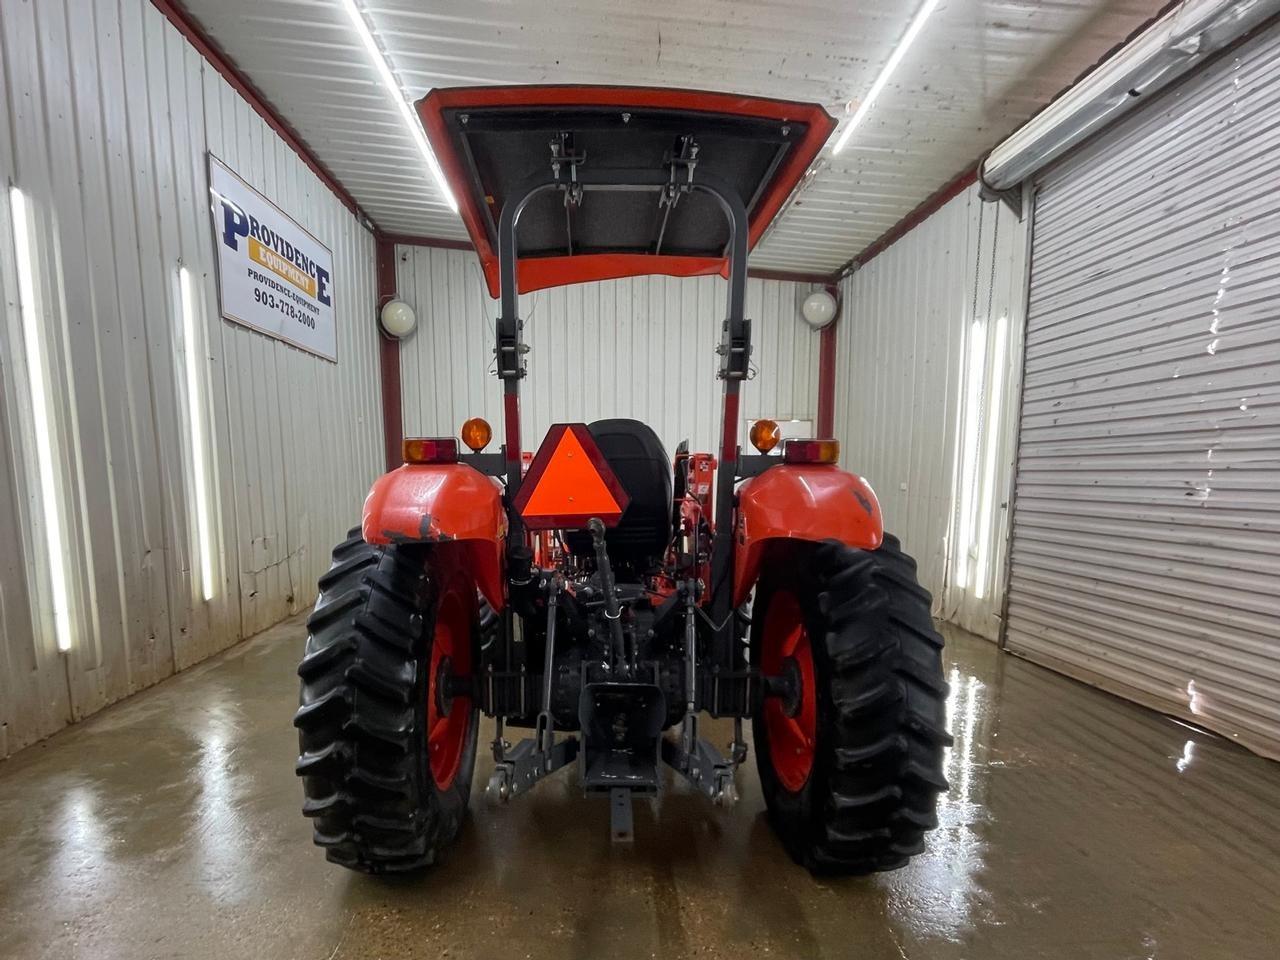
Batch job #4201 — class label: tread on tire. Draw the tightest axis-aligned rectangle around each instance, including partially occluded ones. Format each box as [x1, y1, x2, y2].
[752, 533, 951, 874]
[294, 527, 486, 873]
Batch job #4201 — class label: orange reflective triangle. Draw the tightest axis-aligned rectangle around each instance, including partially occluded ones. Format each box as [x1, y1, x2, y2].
[515, 424, 630, 530]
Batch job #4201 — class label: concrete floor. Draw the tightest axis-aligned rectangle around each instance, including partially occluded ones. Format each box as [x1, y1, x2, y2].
[1, 618, 1278, 960]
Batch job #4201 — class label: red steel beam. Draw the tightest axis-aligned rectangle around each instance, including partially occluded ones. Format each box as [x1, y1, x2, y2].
[378, 233, 474, 252]
[817, 283, 839, 438]
[386, 234, 840, 287]
[375, 237, 403, 471]
[748, 267, 837, 285]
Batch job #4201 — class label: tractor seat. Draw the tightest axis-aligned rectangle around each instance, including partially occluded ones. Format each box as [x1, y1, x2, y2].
[565, 419, 673, 567]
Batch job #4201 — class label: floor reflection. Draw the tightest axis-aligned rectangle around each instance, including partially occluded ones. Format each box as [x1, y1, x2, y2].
[1, 614, 1278, 960]
[885, 645, 1002, 942]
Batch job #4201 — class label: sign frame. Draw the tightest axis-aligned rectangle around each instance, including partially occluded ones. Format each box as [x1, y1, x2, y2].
[206, 153, 338, 362]
[513, 423, 631, 530]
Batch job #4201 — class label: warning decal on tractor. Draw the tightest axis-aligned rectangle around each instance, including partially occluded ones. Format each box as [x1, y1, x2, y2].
[514, 424, 630, 530]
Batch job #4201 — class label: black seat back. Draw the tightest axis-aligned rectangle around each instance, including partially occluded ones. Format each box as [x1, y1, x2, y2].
[565, 419, 672, 568]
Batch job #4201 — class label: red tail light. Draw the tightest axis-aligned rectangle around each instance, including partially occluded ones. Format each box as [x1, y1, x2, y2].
[783, 439, 839, 465]
[403, 437, 459, 464]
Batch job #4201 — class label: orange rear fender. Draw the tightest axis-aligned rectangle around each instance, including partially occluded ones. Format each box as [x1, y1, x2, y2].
[362, 464, 507, 611]
[733, 465, 883, 605]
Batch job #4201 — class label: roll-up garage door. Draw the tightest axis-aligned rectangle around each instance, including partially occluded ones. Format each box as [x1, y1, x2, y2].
[1005, 24, 1280, 760]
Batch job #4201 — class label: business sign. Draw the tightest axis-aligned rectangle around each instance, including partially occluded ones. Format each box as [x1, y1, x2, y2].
[208, 155, 336, 361]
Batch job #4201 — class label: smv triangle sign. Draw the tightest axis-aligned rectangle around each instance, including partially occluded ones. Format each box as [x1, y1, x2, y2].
[514, 424, 630, 530]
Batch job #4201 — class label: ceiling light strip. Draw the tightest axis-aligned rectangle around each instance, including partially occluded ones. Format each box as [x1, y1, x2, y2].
[338, 0, 457, 212]
[832, 0, 941, 154]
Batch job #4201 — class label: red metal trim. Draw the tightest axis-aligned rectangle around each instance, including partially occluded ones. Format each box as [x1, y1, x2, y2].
[148, 0, 365, 222]
[384, 236, 839, 289]
[383, 239, 839, 291]
[846, 168, 978, 272]
[748, 267, 837, 285]
[720, 391, 741, 467]
[385, 235, 841, 288]
[379, 233, 475, 252]
[375, 237, 403, 471]
[417, 85, 835, 296]
[517, 254, 725, 297]
[816, 283, 839, 437]
[503, 392, 521, 463]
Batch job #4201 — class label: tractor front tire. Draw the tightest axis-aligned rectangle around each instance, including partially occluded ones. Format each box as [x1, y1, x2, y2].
[752, 534, 950, 874]
[294, 528, 482, 873]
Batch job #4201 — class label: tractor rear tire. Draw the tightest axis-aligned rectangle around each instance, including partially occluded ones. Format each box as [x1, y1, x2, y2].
[752, 534, 950, 874]
[294, 527, 483, 873]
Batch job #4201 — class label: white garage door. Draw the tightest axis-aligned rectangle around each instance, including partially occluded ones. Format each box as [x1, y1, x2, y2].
[1005, 25, 1280, 759]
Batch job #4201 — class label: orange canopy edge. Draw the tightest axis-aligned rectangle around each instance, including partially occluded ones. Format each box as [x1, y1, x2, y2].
[416, 85, 837, 297]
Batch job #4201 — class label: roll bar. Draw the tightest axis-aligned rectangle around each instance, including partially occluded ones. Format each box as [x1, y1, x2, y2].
[495, 169, 751, 659]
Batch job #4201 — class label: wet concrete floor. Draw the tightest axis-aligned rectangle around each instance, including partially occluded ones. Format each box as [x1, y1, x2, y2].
[1, 614, 1278, 959]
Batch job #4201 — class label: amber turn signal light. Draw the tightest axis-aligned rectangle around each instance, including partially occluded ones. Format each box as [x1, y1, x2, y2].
[403, 437, 459, 464]
[749, 419, 781, 454]
[460, 417, 492, 452]
[783, 439, 839, 465]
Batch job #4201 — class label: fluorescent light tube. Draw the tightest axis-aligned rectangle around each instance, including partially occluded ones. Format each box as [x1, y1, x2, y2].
[973, 312, 1009, 600]
[833, 0, 941, 154]
[952, 316, 987, 591]
[9, 186, 74, 652]
[179, 267, 216, 602]
[339, 0, 457, 212]
[982, 0, 1280, 191]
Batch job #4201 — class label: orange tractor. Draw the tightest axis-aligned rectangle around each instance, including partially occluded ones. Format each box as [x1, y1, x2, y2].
[295, 86, 949, 874]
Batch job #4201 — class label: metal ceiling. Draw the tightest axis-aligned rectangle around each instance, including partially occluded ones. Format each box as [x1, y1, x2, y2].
[179, 0, 1166, 274]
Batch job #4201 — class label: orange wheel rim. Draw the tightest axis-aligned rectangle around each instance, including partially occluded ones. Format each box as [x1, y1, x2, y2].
[761, 590, 816, 792]
[426, 580, 472, 789]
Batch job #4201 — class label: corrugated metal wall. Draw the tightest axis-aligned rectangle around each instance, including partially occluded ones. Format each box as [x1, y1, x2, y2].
[0, 0, 381, 758]
[394, 245, 822, 458]
[1005, 24, 1280, 759]
[835, 184, 1029, 636]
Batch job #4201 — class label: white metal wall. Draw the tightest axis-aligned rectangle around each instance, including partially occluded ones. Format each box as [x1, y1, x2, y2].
[1005, 25, 1280, 759]
[395, 245, 822, 458]
[835, 183, 1029, 636]
[0, 0, 382, 757]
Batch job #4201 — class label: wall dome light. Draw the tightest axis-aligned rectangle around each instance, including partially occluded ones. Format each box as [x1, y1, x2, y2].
[380, 298, 417, 338]
[801, 289, 838, 330]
